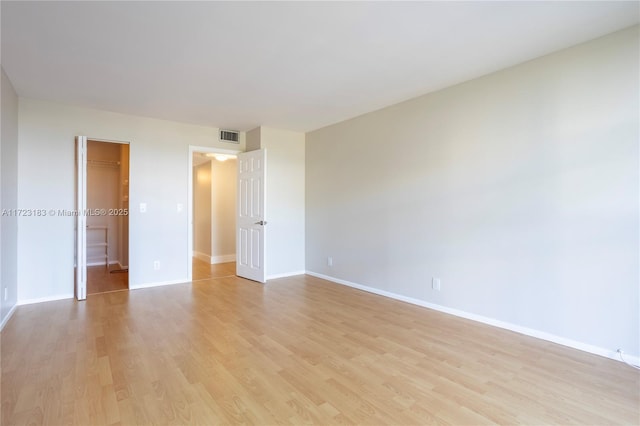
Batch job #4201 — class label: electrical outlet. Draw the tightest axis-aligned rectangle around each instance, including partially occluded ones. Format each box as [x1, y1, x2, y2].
[154, 260, 160, 270]
[327, 257, 333, 267]
[3, 288, 7, 301]
[432, 277, 441, 291]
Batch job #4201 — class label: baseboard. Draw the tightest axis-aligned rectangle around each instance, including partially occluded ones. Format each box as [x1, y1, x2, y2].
[193, 251, 211, 263]
[306, 271, 640, 366]
[267, 270, 306, 280]
[87, 260, 119, 267]
[211, 254, 236, 264]
[17, 293, 74, 306]
[129, 279, 188, 290]
[194, 252, 236, 264]
[0, 303, 18, 331]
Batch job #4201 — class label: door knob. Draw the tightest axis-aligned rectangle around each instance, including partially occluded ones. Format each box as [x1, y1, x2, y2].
[255, 220, 267, 225]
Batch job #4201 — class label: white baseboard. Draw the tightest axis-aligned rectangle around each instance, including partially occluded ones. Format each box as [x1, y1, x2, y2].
[306, 271, 640, 366]
[17, 293, 74, 306]
[267, 270, 306, 280]
[193, 252, 236, 264]
[211, 254, 236, 264]
[1, 303, 18, 331]
[193, 251, 211, 263]
[129, 278, 188, 290]
[87, 260, 119, 267]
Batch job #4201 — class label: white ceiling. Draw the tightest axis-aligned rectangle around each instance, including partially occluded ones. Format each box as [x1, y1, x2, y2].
[2, 1, 638, 132]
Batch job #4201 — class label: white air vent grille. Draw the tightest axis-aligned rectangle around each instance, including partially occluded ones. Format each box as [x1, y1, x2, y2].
[220, 130, 239, 143]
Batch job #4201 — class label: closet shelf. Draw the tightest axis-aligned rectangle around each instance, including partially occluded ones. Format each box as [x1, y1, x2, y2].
[87, 226, 108, 267]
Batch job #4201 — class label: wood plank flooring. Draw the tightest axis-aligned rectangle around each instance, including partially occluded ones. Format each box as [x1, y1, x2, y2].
[192, 258, 236, 281]
[87, 258, 231, 296]
[87, 266, 129, 295]
[2, 274, 638, 425]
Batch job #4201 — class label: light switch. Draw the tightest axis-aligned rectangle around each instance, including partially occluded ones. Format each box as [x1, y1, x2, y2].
[177, 203, 183, 213]
[140, 203, 147, 213]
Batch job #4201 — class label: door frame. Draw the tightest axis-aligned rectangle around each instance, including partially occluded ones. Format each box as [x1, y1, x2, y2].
[75, 136, 88, 300]
[75, 136, 130, 300]
[187, 145, 241, 281]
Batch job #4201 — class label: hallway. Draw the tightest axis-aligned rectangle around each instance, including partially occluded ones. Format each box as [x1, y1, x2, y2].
[192, 257, 235, 281]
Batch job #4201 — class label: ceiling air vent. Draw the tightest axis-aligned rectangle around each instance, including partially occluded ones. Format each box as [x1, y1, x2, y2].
[220, 129, 239, 144]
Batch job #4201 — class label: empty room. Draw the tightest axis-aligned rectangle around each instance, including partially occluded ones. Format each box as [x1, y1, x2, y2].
[1, 1, 638, 425]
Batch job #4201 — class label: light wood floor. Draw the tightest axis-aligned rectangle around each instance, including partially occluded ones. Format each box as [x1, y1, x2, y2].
[192, 258, 236, 281]
[87, 258, 232, 296]
[2, 274, 638, 425]
[87, 265, 129, 295]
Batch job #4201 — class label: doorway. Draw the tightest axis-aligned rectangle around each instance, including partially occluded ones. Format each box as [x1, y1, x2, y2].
[86, 139, 130, 294]
[189, 148, 239, 281]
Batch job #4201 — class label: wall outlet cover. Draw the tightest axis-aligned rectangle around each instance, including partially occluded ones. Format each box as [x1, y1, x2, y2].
[432, 278, 441, 291]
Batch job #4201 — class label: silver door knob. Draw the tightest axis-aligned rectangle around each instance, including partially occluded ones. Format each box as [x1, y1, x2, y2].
[255, 220, 267, 225]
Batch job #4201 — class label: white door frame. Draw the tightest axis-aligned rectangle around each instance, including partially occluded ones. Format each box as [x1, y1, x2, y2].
[75, 136, 88, 300]
[188, 145, 241, 281]
[75, 137, 130, 300]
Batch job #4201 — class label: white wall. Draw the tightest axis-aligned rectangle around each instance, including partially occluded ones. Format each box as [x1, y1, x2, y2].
[247, 126, 306, 278]
[193, 160, 212, 259]
[210, 158, 236, 261]
[17, 98, 245, 301]
[306, 27, 639, 358]
[1, 67, 19, 326]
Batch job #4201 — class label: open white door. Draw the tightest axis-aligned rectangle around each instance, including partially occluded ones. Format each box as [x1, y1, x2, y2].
[236, 149, 267, 283]
[74, 136, 87, 300]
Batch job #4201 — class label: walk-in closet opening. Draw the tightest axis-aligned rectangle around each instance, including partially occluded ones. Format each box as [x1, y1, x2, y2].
[86, 140, 130, 294]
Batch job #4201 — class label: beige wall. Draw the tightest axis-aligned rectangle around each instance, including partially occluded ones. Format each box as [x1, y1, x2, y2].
[210, 158, 236, 261]
[306, 27, 639, 358]
[193, 161, 212, 258]
[1, 67, 19, 326]
[193, 158, 236, 263]
[246, 127, 261, 152]
[247, 126, 306, 278]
